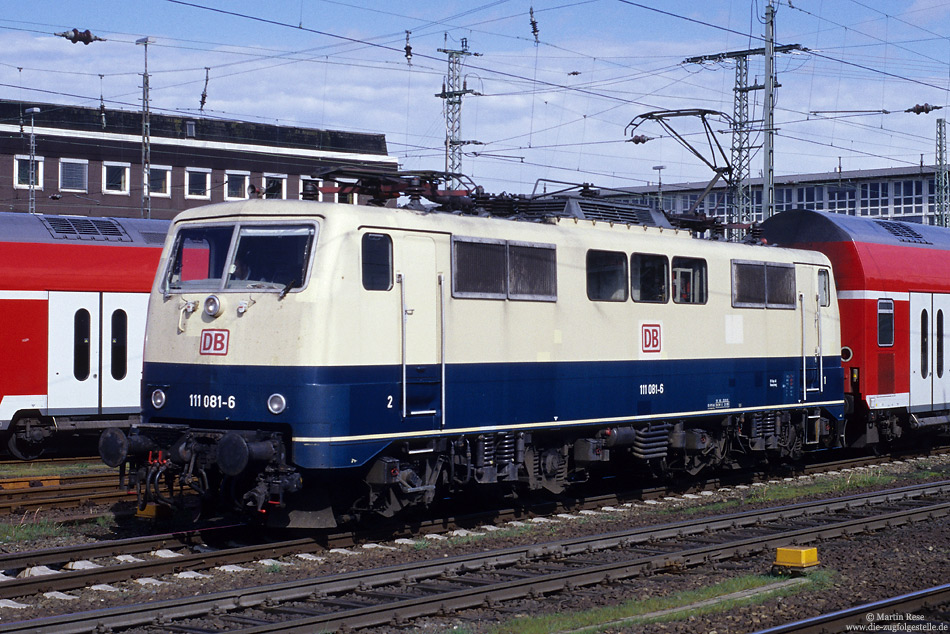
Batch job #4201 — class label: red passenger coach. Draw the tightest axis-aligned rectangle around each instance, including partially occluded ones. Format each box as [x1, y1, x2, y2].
[0, 212, 167, 458]
[762, 208, 950, 446]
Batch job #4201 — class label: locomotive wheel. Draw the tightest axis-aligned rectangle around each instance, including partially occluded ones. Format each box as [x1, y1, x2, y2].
[6, 431, 45, 460]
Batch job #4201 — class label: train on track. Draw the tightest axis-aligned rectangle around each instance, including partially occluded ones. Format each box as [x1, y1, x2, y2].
[0, 212, 167, 459]
[97, 172, 950, 527]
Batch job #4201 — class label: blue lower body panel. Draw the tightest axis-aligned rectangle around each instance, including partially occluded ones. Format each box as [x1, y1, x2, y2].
[141, 356, 844, 470]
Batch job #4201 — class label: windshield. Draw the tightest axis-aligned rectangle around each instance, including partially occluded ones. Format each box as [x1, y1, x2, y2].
[163, 223, 317, 293]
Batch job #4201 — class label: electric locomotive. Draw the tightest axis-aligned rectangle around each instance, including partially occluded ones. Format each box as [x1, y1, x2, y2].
[0, 212, 167, 458]
[102, 179, 847, 527]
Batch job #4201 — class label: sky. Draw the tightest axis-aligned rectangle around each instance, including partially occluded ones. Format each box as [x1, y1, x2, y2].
[3, 1, 950, 194]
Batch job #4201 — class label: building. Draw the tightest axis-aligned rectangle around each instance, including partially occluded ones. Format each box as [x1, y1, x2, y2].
[621, 165, 947, 226]
[0, 99, 397, 220]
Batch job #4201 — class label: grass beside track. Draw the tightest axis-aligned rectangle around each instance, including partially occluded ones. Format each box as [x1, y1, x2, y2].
[480, 571, 836, 634]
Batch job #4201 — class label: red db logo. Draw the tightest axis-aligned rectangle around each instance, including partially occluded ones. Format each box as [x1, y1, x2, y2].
[641, 324, 661, 353]
[199, 329, 229, 356]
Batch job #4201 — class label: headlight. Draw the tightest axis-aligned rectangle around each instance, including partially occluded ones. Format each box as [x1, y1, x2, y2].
[204, 295, 222, 317]
[267, 393, 286, 415]
[151, 388, 166, 409]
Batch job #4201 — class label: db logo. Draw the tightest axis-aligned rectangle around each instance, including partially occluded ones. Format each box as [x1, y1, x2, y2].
[641, 324, 661, 353]
[199, 329, 229, 356]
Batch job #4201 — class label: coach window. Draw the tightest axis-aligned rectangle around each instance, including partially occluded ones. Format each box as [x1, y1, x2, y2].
[877, 299, 894, 347]
[14, 155, 43, 189]
[73, 309, 91, 381]
[631, 253, 668, 303]
[509, 242, 557, 301]
[818, 269, 831, 307]
[59, 158, 88, 193]
[362, 233, 393, 291]
[938, 310, 945, 379]
[921, 309, 930, 379]
[587, 250, 627, 301]
[672, 257, 707, 304]
[111, 310, 128, 381]
[103, 162, 130, 195]
[453, 237, 507, 299]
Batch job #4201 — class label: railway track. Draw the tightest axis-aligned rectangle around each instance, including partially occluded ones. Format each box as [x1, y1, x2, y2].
[2, 479, 950, 633]
[752, 583, 950, 633]
[0, 472, 129, 516]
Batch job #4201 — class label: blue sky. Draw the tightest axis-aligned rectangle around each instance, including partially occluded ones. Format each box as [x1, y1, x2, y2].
[3, 1, 950, 193]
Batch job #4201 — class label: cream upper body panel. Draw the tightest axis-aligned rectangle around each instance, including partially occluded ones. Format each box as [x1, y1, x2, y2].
[144, 200, 839, 368]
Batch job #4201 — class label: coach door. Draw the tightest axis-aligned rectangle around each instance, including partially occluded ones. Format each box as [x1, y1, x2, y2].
[101, 293, 148, 413]
[396, 234, 444, 429]
[910, 292, 950, 412]
[48, 292, 100, 414]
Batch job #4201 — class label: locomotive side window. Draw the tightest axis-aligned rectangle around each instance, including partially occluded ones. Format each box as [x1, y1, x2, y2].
[765, 264, 796, 307]
[731, 261, 795, 308]
[165, 226, 234, 292]
[586, 250, 627, 301]
[362, 233, 393, 291]
[672, 257, 707, 304]
[225, 225, 316, 292]
[453, 237, 556, 301]
[631, 253, 668, 303]
[508, 242, 557, 301]
[111, 310, 128, 381]
[877, 299, 894, 347]
[453, 238, 507, 299]
[73, 309, 91, 381]
[818, 269, 831, 307]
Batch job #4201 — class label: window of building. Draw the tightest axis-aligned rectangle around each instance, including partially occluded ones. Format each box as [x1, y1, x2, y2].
[102, 162, 130, 195]
[186, 168, 211, 199]
[299, 176, 322, 201]
[894, 179, 923, 216]
[827, 186, 856, 215]
[860, 182, 887, 216]
[452, 238, 557, 301]
[878, 299, 894, 347]
[362, 233, 392, 291]
[631, 253, 668, 303]
[796, 186, 824, 210]
[59, 158, 87, 192]
[774, 187, 794, 213]
[586, 250, 627, 301]
[149, 165, 171, 197]
[732, 260, 795, 308]
[264, 173, 287, 199]
[225, 172, 249, 200]
[672, 257, 707, 304]
[14, 154, 44, 189]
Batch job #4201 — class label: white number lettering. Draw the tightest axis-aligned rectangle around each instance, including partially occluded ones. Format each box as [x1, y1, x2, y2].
[386, 395, 393, 409]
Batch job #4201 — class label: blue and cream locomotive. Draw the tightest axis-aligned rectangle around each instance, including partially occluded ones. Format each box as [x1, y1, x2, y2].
[101, 180, 845, 527]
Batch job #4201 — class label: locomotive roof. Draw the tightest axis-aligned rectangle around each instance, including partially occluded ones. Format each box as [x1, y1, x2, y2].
[760, 208, 950, 250]
[0, 211, 169, 247]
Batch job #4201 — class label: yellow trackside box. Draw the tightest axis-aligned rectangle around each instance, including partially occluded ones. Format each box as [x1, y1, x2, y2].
[774, 546, 819, 569]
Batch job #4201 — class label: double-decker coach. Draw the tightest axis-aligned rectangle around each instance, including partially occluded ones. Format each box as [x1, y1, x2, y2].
[0, 212, 167, 458]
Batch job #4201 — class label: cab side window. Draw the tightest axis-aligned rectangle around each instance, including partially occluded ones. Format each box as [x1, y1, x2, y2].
[362, 233, 393, 291]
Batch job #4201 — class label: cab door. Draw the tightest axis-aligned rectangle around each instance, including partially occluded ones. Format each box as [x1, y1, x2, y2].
[395, 234, 444, 429]
[48, 292, 100, 414]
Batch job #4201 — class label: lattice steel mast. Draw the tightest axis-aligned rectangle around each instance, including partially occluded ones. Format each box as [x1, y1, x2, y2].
[436, 38, 476, 189]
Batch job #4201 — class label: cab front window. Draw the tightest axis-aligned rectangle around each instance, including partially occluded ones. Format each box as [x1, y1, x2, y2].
[163, 223, 316, 293]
